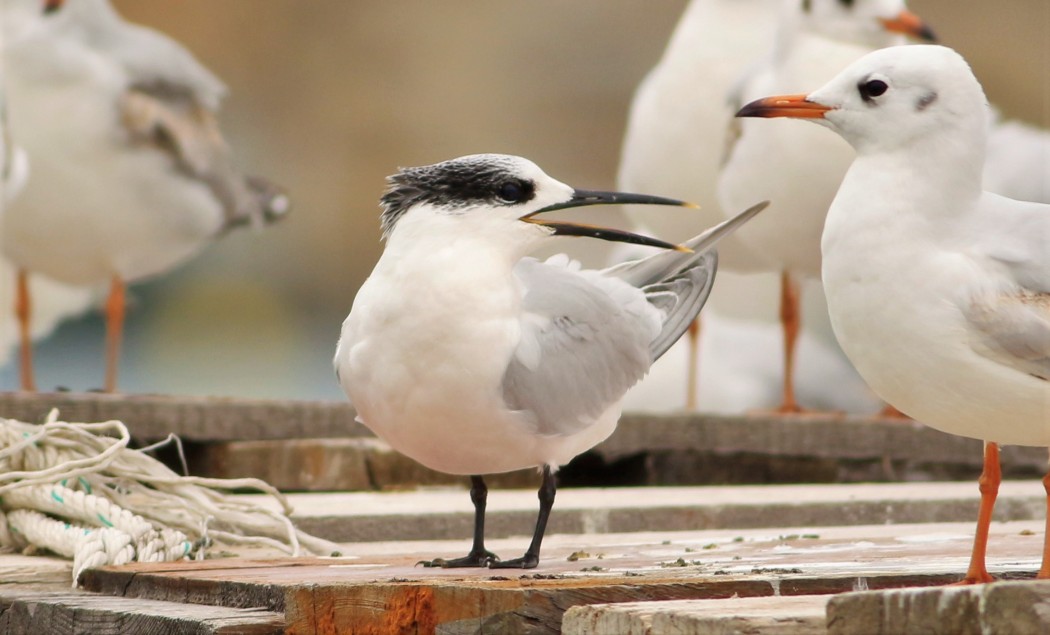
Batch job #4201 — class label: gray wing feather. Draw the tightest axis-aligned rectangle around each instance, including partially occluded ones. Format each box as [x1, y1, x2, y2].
[86, 0, 289, 230]
[502, 258, 657, 437]
[502, 202, 769, 436]
[644, 251, 717, 361]
[967, 293, 1050, 380]
[604, 201, 769, 287]
[72, 0, 227, 108]
[605, 201, 768, 362]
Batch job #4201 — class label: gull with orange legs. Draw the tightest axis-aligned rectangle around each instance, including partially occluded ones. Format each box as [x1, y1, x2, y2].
[717, 0, 934, 413]
[618, 0, 779, 410]
[737, 44, 1050, 583]
[1, 0, 288, 391]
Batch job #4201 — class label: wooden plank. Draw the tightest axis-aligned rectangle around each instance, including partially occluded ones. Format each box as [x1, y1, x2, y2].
[191, 437, 536, 492]
[606, 414, 1050, 476]
[0, 553, 73, 586]
[826, 580, 1050, 634]
[261, 481, 1044, 543]
[80, 519, 1047, 632]
[3, 392, 1046, 484]
[562, 595, 829, 635]
[0, 589, 284, 635]
[0, 391, 366, 441]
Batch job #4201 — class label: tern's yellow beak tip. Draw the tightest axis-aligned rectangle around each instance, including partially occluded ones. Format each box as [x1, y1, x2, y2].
[674, 245, 694, 253]
[684, 202, 701, 209]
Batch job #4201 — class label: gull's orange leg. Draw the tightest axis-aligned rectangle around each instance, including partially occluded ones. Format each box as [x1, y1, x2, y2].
[777, 270, 802, 414]
[15, 269, 36, 392]
[1038, 458, 1050, 579]
[685, 318, 701, 411]
[104, 276, 126, 393]
[878, 404, 911, 419]
[956, 441, 1000, 585]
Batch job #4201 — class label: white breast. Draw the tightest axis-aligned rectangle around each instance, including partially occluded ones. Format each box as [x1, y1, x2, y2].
[822, 182, 1050, 447]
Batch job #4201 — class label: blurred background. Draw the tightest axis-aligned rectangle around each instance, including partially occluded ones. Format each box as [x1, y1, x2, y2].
[7, 0, 1048, 399]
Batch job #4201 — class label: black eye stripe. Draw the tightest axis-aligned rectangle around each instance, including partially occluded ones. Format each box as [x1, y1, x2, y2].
[379, 158, 538, 237]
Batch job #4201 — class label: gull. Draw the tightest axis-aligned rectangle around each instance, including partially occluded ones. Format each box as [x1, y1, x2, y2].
[618, 0, 777, 262]
[717, 0, 934, 412]
[736, 44, 1050, 583]
[0, 0, 289, 391]
[984, 108, 1050, 205]
[335, 154, 767, 568]
[617, 0, 778, 408]
[0, 4, 95, 379]
[621, 311, 879, 415]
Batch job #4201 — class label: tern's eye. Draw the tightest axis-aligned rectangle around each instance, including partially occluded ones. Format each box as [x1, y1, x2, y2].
[497, 180, 528, 203]
[858, 79, 888, 102]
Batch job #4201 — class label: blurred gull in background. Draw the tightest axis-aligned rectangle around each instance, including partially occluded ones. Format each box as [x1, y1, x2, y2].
[0, 0, 96, 380]
[717, 0, 934, 413]
[616, 0, 779, 410]
[984, 107, 1050, 205]
[0, 0, 289, 391]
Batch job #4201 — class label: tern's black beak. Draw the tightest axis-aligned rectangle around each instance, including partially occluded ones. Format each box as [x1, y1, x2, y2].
[520, 189, 697, 252]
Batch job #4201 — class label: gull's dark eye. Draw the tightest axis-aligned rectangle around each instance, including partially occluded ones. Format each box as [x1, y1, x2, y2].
[858, 79, 888, 102]
[498, 180, 527, 203]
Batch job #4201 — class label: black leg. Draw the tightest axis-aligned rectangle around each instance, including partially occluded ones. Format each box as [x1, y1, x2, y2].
[418, 475, 500, 568]
[489, 465, 556, 569]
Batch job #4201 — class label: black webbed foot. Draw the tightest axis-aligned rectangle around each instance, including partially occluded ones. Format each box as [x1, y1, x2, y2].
[486, 553, 539, 569]
[417, 550, 500, 568]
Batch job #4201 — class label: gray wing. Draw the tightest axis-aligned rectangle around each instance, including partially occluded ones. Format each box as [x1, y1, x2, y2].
[502, 202, 770, 436]
[965, 194, 1050, 379]
[605, 201, 768, 361]
[73, 0, 226, 108]
[501, 257, 659, 437]
[966, 291, 1050, 381]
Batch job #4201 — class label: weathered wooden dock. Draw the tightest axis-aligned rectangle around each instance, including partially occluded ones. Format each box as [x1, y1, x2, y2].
[1, 392, 1048, 633]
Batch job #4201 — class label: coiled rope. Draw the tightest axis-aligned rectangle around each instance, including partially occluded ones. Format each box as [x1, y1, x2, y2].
[0, 410, 342, 585]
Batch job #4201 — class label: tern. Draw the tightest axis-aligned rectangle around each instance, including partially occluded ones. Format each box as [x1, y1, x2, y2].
[1, 0, 289, 391]
[335, 154, 767, 568]
[717, 0, 934, 413]
[736, 44, 1050, 583]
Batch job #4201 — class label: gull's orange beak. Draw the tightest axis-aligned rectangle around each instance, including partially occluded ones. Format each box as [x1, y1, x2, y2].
[735, 94, 830, 120]
[43, 0, 65, 13]
[880, 9, 937, 42]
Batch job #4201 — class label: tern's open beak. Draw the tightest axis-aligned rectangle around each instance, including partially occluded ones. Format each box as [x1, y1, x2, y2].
[521, 189, 697, 252]
[879, 9, 936, 42]
[735, 94, 831, 120]
[43, 0, 64, 13]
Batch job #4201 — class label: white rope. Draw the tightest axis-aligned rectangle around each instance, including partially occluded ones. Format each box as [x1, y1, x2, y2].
[0, 411, 342, 585]
[5, 509, 135, 585]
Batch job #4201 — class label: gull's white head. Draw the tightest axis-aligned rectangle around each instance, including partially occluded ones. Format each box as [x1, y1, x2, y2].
[736, 45, 988, 156]
[378, 154, 694, 253]
[784, 0, 935, 48]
